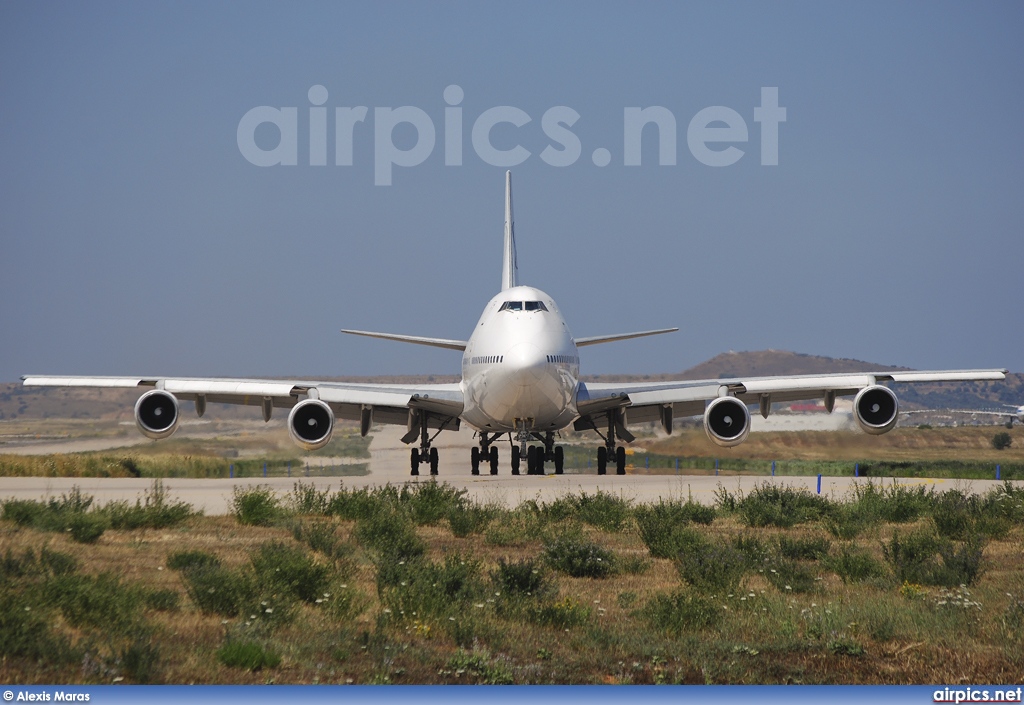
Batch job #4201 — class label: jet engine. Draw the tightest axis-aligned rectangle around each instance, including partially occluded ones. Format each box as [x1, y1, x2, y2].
[288, 399, 335, 451]
[134, 390, 180, 440]
[703, 396, 751, 447]
[853, 385, 899, 435]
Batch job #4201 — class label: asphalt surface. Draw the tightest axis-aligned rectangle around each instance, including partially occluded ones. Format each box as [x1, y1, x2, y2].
[0, 425, 1017, 514]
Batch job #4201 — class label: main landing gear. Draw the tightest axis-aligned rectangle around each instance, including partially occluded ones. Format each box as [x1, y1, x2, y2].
[470, 433, 499, 476]
[408, 410, 452, 476]
[594, 410, 630, 476]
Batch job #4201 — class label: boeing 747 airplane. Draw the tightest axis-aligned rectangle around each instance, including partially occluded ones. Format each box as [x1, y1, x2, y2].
[23, 173, 1008, 476]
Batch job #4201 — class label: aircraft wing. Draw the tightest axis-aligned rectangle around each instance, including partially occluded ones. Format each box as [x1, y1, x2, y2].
[574, 369, 1008, 431]
[21, 375, 464, 430]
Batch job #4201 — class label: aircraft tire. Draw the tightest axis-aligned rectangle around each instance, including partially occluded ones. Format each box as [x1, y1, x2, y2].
[511, 446, 520, 475]
[615, 446, 626, 475]
[411, 448, 419, 476]
[429, 447, 439, 475]
[471, 447, 480, 475]
[554, 446, 564, 475]
[597, 447, 607, 475]
[489, 446, 499, 475]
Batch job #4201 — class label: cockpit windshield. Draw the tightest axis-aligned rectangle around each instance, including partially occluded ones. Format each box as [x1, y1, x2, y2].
[499, 301, 547, 312]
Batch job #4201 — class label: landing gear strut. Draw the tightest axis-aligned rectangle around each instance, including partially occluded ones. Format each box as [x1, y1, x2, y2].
[471, 433, 500, 476]
[595, 410, 628, 475]
[409, 411, 446, 476]
[518, 427, 564, 476]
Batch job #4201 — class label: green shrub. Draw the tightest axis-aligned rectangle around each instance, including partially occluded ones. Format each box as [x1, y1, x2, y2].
[738, 484, 832, 528]
[777, 534, 831, 561]
[288, 482, 331, 515]
[167, 550, 221, 572]
[291, 520, 352, 561]
[181, 565, 254, 616]
[250, 542, 331, 603]
[0, 590, 68, 660]
[67, 512, 109, 543]
[447, 505, 495, 538]
[883, 529, 987, 587]
[824, 504, 873, 540]
[2, 499, 46, 527]
[992, 432, 1012, 451]
[231, 485, 283, 526]
[676, 534, 746, 593]
[354, 507, 425, 561]
[378, 554, 485, 620]
[543, 535, 616, 578]
[635, 499, 714, 558]
[825, 545, 885, 583]
[103, 481, 198, 529]
[217, 640, 281, 670]
[733, 534, 772, 567]
[762, 557, 817, 593]
[528, 596, 591, 629]
[641, 589, 721, 635]
[142, 588, 181, 612]
[932, 491, 977, 540]
[44, 573, 141, 633]
[490, 557, 553, 599]
[120, 634, 162, 682]
[572, 490, 633, 532]
[401, 481, 470, 526]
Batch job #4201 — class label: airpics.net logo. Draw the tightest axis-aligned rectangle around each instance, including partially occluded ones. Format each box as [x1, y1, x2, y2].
[237, 85, 786, 185]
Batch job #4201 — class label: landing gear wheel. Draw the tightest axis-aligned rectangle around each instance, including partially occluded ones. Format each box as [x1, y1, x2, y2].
[615, 446, 626, 475]
[536, 449, 545, 475]
[489, 446, 498, 475]
[527, 446, 537, 475]
[411, 448, 420, 476]
[554, 446, 564, 475]
[429, 447, 439, 475]
[597, 447, 607, 475]
[511, 446, 520, 475]
[471, 447, 480, 476]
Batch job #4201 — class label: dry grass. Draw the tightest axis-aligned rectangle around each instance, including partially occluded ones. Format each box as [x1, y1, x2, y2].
[3, 479, 1024, 685]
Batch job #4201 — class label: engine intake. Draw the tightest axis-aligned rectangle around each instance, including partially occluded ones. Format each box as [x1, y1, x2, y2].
[288, 399, 335, 451]
[134, 390, 180, 440]
[854, 385, 899, 435]
[703, 396, 751, 447]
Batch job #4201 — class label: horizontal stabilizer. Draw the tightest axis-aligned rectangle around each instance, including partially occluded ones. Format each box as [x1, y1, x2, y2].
[341, 329, 468, 352]
[575, 328, 678, 347]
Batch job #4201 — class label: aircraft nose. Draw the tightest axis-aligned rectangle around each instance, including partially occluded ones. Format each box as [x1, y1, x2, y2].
[505, 343, 548, 384]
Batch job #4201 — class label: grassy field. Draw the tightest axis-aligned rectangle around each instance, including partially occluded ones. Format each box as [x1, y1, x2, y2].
[2, 479, 1023, 684]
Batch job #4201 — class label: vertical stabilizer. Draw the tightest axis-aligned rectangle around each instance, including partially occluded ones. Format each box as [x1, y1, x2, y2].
[501, 170, 518, 291]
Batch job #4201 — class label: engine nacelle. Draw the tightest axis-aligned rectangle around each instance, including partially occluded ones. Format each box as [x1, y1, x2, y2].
[703, 396, 751, 447]
[134, 390, 180, 440]
[854, 385, 899, 435]
[288, 399, 335, 451]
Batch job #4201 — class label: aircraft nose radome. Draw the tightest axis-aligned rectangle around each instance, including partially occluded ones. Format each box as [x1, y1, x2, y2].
[505, 343, 547, 384]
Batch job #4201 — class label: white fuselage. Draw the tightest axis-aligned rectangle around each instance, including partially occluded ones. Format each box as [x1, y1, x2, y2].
[460, 285, 580, 432]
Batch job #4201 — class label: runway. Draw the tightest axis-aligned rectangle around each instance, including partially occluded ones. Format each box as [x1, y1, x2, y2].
[0, 425, 1016, 515]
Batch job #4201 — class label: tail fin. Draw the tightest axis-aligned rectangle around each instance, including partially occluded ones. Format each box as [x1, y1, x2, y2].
[501, 170, 518, 291]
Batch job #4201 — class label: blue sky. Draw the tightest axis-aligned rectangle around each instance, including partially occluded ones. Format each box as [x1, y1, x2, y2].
[1, 1, 1021, 381]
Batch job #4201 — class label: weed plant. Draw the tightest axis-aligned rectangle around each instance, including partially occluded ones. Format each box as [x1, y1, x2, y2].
[737, 484, 833, 528]
[216, 640, 281, 670]
[635, 499, 715, 558]
[675, 533, 747, 593]
[166, 550, 221, 572]
[543, 534, 617, 578]
[250, 541, 331, 603]
[825, 545, 885, 584]
[641, 589, 722, 635]
[230, 485, 283, 526]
